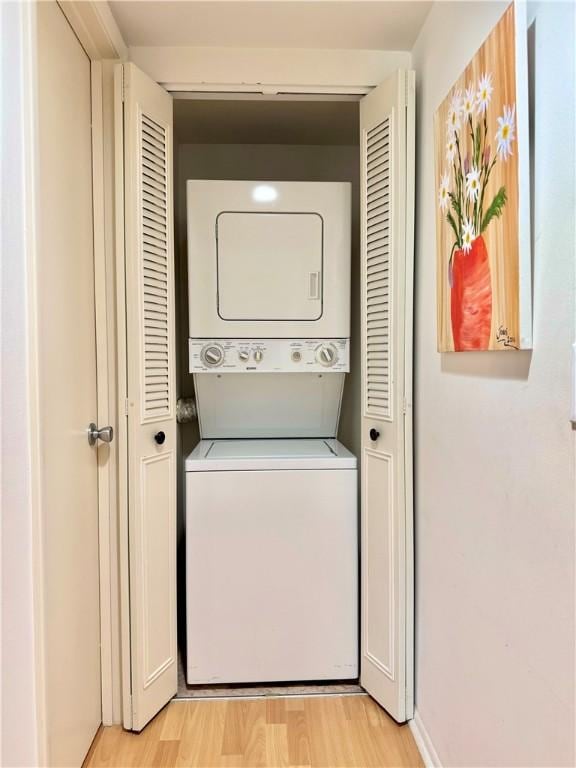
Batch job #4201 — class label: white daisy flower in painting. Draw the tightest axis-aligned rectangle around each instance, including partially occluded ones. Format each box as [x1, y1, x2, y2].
[449, 90, 462, 115]
[446, 90, 462, 135]
[461, 218, 475, 253]
[465, 165, 481, 202]
[496, 104, 516, 160]
[462, 85, 475, 119]
[446, 134, 457, 164]
[476, 73, 493, 114]
[438, 171, 451, 212]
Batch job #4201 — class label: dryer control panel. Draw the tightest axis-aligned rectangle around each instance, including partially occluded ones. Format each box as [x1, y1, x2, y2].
[189, 338, 350, 373]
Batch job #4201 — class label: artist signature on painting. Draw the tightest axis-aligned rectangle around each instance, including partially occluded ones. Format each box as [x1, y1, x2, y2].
[496, 326, 519, 350]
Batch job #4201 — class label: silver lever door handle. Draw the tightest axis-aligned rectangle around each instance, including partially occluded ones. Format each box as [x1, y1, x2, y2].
[88, 423, 114, 446]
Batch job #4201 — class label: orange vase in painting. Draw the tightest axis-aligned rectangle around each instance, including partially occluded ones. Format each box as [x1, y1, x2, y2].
[450, 235, 492, 351]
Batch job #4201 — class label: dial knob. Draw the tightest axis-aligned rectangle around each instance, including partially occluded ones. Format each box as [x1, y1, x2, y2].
[201, 344, 224, 367]
[253, 350, 263, 363]
[238, 350, 250, 362]
[316, 343, 338, 367]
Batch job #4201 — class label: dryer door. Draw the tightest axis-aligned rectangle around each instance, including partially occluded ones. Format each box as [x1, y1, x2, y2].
[217, 211, 323, 321]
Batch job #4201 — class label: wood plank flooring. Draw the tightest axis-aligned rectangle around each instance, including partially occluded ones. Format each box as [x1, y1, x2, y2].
[84, 696, 423, 767]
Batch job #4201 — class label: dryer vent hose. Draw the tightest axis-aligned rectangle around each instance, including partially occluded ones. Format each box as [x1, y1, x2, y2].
[176, 397, 197, 423]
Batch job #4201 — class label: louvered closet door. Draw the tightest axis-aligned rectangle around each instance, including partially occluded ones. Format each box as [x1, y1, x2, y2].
[359, 70, 415, 723]
[122, 62, 177, 731]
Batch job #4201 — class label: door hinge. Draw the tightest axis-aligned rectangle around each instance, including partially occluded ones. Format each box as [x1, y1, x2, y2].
[124, 398, 129, 416]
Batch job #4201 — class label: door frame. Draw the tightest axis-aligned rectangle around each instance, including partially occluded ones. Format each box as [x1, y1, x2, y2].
[114, 79, 414, 727]
[78, 26, 413, 727]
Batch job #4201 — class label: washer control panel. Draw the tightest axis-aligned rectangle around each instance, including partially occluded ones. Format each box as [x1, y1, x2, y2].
[189, 338, 350, 373]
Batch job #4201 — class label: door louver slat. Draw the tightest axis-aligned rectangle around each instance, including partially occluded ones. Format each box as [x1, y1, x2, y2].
[142, 185, 166, 206]
[364, 115, 392, 420]
[139, 113, 171, 421]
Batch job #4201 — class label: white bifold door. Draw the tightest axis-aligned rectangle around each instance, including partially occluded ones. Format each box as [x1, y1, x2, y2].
[359, 70, 415, 723]
[118, 63, 177, 731]
[118, 63, 414, 729]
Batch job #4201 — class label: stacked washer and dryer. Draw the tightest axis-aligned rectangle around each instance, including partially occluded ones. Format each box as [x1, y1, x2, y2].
[185, 180, 358, 685]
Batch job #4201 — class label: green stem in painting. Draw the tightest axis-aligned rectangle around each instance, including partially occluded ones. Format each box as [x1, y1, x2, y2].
[455, 132, 467, 226]
[446, 211, 460, 245]
[480, 185, 507, 233]
[478, 156, 497, 232]
[477, 112, 489, 231]
[448, 241, 457, 282]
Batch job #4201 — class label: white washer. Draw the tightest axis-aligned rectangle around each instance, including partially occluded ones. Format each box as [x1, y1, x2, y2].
[185, 438, 358, 684]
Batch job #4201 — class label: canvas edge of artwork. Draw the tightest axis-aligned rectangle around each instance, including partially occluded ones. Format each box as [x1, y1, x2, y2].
[514, 0, 533, 350]
[433, 107, 447, 353]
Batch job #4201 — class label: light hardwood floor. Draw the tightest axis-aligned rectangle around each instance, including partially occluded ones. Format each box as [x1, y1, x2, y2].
[84, 695, 424, 767]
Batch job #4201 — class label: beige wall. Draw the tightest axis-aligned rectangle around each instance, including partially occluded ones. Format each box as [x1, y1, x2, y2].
[1, 3, 41, 765]
[173, 140, 361, 539]
[411, 2, 575, 765]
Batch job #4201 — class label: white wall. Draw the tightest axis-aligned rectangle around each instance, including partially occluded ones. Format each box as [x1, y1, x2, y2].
[0, 3, 41, 766]
[411, 2, 575, 766]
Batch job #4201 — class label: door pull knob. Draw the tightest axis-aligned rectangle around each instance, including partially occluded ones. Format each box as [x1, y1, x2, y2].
[369, 428, 380, 442]
[88, 423, 113, 446]
[154, 431, 166, 445]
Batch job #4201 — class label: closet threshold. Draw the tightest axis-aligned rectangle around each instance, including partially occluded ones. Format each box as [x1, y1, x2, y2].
[175, 681, 365, 702]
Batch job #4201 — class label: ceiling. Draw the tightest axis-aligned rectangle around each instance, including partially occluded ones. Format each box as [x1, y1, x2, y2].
[108, 1, 432, 50]
[173, 98, 359, 144]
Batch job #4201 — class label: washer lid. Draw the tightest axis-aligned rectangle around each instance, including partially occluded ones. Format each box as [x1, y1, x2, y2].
[185, 438, 356, 471]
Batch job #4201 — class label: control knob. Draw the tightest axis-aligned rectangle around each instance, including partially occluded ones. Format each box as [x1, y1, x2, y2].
[316, 343, 338, 367]
[238, 350, 250, 362]
[201, 344, 224, 367]
[253, 349, 263, 363]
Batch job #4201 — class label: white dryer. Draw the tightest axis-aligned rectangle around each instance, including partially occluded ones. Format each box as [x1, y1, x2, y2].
[187, 180, 351, 339]
[185, 438, 358, 684]
[187, 180, 353, 440]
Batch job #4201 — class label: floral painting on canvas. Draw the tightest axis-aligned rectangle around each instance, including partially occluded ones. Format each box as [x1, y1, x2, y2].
[435, 2, 531, 351]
